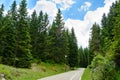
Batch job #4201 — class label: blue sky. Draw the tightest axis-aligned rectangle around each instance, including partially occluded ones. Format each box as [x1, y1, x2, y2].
[62, 0, 105, 20]
[0, 0, 104, 20]
[0, 0, 117, 48]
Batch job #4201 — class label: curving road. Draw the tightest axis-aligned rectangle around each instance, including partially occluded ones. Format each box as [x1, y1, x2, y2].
[38, 68, 85, 80]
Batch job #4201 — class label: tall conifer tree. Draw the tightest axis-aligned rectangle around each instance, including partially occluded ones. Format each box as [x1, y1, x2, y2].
[0, 4, 4, 63]
[68, 28, 78, 67]
[89, 23, 100, 64]
[16, 0, 32, 68]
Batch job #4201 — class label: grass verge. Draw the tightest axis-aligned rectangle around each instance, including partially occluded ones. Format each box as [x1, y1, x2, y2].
[0, 62, 70, 80]
[81, 67, 92, 80]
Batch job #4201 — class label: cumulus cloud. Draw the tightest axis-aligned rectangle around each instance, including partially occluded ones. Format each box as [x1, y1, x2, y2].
[27, 0, 75, 22]
[79, 2, 92, 11]
[65, 0, 117, 48]
[65, 19, 90, 48]
[28, 0, 58, 22]
[52, 0, 75, 10]
[84, 0, 118, 25]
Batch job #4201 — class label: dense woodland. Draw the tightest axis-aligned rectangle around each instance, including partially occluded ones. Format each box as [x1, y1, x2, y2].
[0, 0, 88, 68]
[89, 0, 120, 80]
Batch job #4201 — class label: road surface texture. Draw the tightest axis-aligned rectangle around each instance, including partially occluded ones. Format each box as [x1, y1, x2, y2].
[38, 68, 85, 80]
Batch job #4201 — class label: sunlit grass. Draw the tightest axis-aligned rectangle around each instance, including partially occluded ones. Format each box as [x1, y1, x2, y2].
[0, 62, 70, 80]
[81, 67, 92, 80]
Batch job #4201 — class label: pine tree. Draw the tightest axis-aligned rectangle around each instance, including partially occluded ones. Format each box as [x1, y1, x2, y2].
[43, 29, 55, 62]
[44, 23, 56, 62]
[0, 4, 4, 63]
[111, 1, 120, 67]
[16, 0, 32, 68]
[78, 47, 84, 67]
[78, 47, 88, 67]
[68, 28, 78, 67]
[100, 4, 115, 53]
[0, 15, 16, 66]
[37, 11, 49, 61]
[47, 9, 67, 63]
[63, 29, 69, 64]
[89, 23, 100, 64]
[8, 0, 18, 66]
[84, 47, 89, 67]
[30, 10, 39, 59]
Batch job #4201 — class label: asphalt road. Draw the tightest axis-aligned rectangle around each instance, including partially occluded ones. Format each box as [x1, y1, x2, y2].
[38, 68, 85, 80]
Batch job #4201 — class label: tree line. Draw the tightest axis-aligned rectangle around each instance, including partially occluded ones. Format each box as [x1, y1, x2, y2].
[0, 0, 88, 68]
[89, 1, 120, 79]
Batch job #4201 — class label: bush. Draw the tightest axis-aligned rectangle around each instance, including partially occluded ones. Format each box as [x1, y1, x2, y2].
[91, 54, 116, 80]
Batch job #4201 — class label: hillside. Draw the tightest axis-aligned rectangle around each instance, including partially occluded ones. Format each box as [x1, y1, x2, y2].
[0, 63, 70, 80]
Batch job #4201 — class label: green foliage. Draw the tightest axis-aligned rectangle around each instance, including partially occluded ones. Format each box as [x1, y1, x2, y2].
[91, 54, 116, 80]
[15, 0, 32, 68]
[30, 10, 49, 62]
[78, 47, 89, 67]
[111, 1, 120, 67]
[42, 9, 70, 64]
[0, 4, 4, 63]
[0, 15, 16, 66]
[51, 9, 66, 63]
[68, 28, 78, 67]
[0, 3, 17, 66]
[36, 11, 49, 61]
[89, 23, 100, 64]
[114, 68, 120, 80]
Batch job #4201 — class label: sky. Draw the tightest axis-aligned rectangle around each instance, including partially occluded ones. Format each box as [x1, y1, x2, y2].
[0, 0, 117, 48]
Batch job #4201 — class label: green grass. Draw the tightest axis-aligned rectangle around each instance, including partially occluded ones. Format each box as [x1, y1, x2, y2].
[0, 62, 70, 80]
[81, 67, 92, 80]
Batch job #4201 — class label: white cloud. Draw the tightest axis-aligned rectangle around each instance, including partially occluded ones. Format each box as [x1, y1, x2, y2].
[65, 19, 90, 48]
[65, 0, 117, 48]
[3, 10, 7, 16]
[28, 0, 58, 22]
[27, 0, 75, 22]
[84, 0, 117, 25]
[79, 2, 92, 11]
[104, 0, 117, 4]
[52, 0, 75, 10]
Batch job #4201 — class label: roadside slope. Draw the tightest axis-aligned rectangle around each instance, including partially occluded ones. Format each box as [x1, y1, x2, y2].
[0, 63, 70, 80]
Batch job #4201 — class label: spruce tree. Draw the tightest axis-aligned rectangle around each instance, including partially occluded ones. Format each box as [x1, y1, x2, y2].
[68, 28, 78, 67]
[83, 47, 89, 67]
[89, 23, 100, 64]
[8, 0, 18, 66]
[101, 5, 115, 53]
[78, 47, 88, 67]
[37, 11, 49, 61]
[0, 15, 16, 66]
[111, 1, 120, 67]
[30, 10, 39, 60]
[78, 47, 84, 67]
[16, 0, 32, 68]
[51, 9, 67, 63]
[0, 4, 4, 63]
